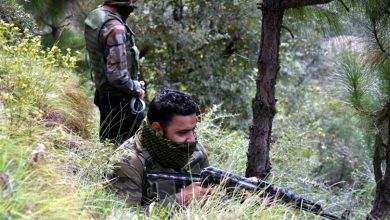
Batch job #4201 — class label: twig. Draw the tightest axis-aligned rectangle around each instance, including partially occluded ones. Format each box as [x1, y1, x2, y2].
[372, 20, 390, 57]
[282, 25, 295, 39]
[337, 0, 350, 12]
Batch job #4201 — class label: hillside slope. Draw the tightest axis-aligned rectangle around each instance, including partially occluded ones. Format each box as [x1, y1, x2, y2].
[0, 20, 371, 219]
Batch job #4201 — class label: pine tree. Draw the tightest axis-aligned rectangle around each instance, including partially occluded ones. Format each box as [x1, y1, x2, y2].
[335, 0, 390, 218]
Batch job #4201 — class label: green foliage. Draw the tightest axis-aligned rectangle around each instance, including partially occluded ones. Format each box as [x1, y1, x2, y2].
[0, 138, 93, 219]
[273, 23, 373, 218]
[0, 20, 97, 218]
[334, 41, 389, 134]
[0, 21, 79, 134]
[0, 1, 383, 218]
[276, 81, 369, 177]
[378, 60, 390, 96]
[330, 1, 390, 217]
[272, 88, 372, 219]
[21, 0, 260, 129]
[361, 0, 390, 108]
[59, 141, 129, 219]
[197, 105, 248, 173]
[21, 0, 69, 27]
[20, 0, 89, 51]
[335, 53, 375, 110]
[129, 0, 260, 129]
[0, 0, 37, 32]
[41, 27, 86, 51]
[286, 5, 343, 37]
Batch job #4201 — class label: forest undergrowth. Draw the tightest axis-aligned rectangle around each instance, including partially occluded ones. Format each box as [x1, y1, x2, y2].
[0, 20, 374, 219]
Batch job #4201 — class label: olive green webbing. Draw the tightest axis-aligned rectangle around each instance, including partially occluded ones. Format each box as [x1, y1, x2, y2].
[139, 120, 196, 169]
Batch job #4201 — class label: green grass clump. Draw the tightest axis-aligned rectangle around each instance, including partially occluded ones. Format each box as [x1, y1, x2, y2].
[0, 137, 92, 219]
[0, 20, 96, 219]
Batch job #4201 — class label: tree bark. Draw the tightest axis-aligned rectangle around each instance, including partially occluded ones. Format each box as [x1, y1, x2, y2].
[368, 104, 390, 220]
[245, 2, 284, 179]
[373, 135, 383, 184]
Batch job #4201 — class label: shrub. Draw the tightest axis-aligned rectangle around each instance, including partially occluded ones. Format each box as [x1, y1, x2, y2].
[0, 0, 37, 32]
[0, 20, 83, 136]
[0, 20, 96, 219]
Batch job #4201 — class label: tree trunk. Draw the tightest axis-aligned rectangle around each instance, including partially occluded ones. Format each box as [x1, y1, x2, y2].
[51, 26, 61, 41]
[245, 0, 335, 178]
[245, 3, 284, 179]
[372, 135, 383, 185]
[368, 106, 390, 220]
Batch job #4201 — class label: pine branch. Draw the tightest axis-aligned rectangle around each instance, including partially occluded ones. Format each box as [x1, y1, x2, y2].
[280, 0, 335, 9]
[337, 0, 350, 12]
[282, 25, 295, 39]
[371, 20, 390, 57]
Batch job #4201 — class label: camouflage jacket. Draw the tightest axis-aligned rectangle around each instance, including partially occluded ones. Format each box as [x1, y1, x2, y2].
[110, 133, 210, 206]
[84, 7, 141, 97]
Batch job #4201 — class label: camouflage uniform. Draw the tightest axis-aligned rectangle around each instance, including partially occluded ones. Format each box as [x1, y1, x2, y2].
[84, 7, 144, 146]
[111, 133, 210, 206]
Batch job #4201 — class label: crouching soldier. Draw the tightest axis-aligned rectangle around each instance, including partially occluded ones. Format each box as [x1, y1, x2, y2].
[110, 89, 212, 206]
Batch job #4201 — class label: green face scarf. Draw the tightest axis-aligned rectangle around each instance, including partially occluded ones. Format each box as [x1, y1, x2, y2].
[139, 120, 197, 169]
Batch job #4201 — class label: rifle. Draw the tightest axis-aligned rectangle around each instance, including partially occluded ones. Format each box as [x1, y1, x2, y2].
[147, 166, 350, 220]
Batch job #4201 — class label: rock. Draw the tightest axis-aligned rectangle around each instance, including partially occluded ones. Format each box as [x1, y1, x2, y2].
[64, 134, 83, 149]
[42, 110, 67, 128]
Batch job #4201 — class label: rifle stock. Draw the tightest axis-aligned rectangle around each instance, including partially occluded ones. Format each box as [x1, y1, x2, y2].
[147, 166, 350, 220]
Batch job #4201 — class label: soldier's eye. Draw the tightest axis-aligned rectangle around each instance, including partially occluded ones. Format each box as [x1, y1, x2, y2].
[178, 130, 189, 135]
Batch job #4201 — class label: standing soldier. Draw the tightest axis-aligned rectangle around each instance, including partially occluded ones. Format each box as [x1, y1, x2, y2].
[84, 0, 145, 146]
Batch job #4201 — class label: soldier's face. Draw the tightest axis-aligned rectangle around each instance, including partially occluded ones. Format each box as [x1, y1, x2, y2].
[154, 114, 197, 143]
[117, 0, 137, 21]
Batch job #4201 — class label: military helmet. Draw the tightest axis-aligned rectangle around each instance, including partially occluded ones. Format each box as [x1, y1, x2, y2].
[103, 0, 132, 6]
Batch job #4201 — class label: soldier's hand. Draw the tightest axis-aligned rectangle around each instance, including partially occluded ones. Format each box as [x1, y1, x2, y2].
[139, 80, 145, 89]
[137, 89, 145, 99]
[133, 81, 145, 99]
[244, 176, 261, 200]
[248, 176, 260, 182]
[176, 182, 213, 206]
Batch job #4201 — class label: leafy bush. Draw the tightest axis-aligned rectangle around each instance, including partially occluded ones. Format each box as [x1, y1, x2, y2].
[265, 56, 372, 220]
[0, 20, 84, 135]
[0, 0, 37, 32]
[128, 1, 260, 130]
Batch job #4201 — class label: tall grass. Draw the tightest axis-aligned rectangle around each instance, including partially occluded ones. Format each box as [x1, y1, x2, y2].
[0, 20, 95, 219]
